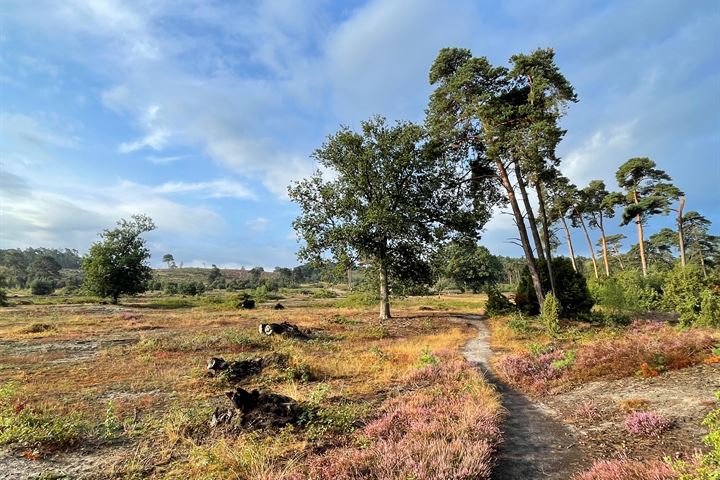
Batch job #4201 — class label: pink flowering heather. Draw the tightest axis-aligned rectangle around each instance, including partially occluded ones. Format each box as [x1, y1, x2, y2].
[573, 401, 601, 422]
[496, 350, 565, 393]
[573, 458, 677, 480]
[624, 411, 671, 437]
[301, 351, 503, 479]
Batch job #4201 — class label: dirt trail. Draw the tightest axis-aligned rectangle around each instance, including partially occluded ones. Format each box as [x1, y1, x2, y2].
[455, 315, 588, 480]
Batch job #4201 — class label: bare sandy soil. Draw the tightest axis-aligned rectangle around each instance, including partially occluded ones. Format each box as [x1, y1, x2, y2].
[545, 362, 719, 461]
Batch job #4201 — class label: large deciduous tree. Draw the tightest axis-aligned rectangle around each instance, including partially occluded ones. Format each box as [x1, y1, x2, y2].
[616, 158, 681, 276]
[289, 116, 491, 319]
[82, 215, 156, 304]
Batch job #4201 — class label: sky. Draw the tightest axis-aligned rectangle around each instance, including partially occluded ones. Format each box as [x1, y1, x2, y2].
[1, 0, 718, 269]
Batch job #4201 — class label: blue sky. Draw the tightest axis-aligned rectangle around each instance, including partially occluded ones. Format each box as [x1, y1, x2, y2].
[1, 0, 718, 269]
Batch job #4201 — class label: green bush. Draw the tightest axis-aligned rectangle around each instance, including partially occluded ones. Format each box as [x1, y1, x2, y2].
[178, 281, 205, 296]
[0, 289, 7, 307]
[540, 293, 560, 337]
[515, 258, 593, 317]
[484, 285, 514, 316]
[662, 265, 706, 325]
[30, 279, 54, 295]
[698, 288, 720, 327]
[507, 311, 533, 335]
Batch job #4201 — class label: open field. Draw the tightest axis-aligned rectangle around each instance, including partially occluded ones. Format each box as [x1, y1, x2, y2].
[0, 293, 502, 479]
[1, 291, 718, 479]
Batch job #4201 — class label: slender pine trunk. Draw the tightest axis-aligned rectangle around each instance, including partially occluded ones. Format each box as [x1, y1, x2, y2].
[613, 247, 625, 271]
[578, 213, 599, 279]
[497, 159, 544, 305]
[633, 191, 648, 276]
[535, 183, 556, 296]
[598, 218, 610, 277]
[677, 197, 686, 268]
[560, 217, 578, 272]
[699, 248, 708, 279]
[515, 163, 545, 263]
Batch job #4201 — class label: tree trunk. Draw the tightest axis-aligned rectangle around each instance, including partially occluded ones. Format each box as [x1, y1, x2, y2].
[699, 248, 708, 279]
[677, 196, 686, 269]
[497, 160, 544, 305]
[578, 213, 599, 279]
[535, 183, 556, 296]
[613, 246, 626, 271]
[633, 191, 648, 277]
[347, 268, 353, 291]
[560, 217, 578, 272]
[378, 261, 391, 320]
[515, 162, 545, 263]
[598, 218, 610, 277]
[111, 293, 119, 305]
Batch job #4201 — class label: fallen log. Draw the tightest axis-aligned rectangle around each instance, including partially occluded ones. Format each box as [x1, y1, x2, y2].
[258, 322, 308, 339]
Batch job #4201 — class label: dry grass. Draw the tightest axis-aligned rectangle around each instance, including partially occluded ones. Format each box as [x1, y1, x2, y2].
[0, 293, 494, 479]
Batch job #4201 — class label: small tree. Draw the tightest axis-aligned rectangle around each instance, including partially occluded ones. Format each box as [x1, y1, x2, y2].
[28, 255, 62, 283]
[162, 253, 175, 269]
[602, 233, 627, 271]
[616, 158, 681, 276]
[290, 116, 489, 319]
[82, 215, 156, 304]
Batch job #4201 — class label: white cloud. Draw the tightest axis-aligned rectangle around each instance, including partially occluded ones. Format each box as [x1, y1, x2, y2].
[0, 113, 80, 150]
[246, 217, 269, 232]
[0, 173, 226, 250]
[153, 179, 255, 199]
[561, 120, 637, 187]
[145, 154, 188, 165]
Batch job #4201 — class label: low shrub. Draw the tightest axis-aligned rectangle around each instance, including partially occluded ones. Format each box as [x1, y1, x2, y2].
[540, 293, 560, 337]
[515, 258, 594, 317]
[31, 279, 54, 295]
[574, 458, 677, 480]
[624, 411, 671, 437]
[495, 322, 715, 393]
[496, 350, 565, 394]
[301, 352, 502, 479]
[484, 285, 514, 316]
[506, 311, 533, 336]
[0, 383, 86, 449]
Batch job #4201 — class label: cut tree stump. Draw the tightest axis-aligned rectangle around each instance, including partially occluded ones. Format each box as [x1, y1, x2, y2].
[210, 387, 301, 430]
[207, 354, 288, 382]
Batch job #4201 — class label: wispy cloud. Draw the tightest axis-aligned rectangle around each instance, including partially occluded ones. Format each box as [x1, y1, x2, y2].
[153, 179, 255, 199]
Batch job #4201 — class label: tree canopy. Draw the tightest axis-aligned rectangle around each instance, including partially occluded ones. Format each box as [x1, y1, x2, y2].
[289, 116, 492, 319]
[82, 215, 156, 304]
